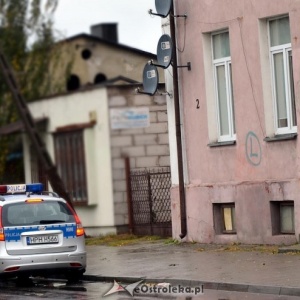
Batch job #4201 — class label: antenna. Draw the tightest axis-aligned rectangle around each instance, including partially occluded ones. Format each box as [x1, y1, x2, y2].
[150, 34, 173, 69]
[149, 34, 191, 71]
[149, 0, 172, 18]
[136, 62, 159, 96]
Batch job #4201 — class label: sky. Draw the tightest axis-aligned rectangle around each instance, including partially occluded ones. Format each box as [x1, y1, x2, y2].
[53, 0, 163, 54]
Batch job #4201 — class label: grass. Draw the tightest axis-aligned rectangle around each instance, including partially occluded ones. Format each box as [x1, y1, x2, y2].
[85, 233, 164, 247]
[212, 243, 279, 254]
[85, 234, 299, 255]
[163, 238, 180, 245]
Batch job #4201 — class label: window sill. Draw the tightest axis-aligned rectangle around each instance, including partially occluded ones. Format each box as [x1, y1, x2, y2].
[216, 232, 237, 235]
[73, 203, 97, 208]
[264, 133, 297, 142]
[208, 140, 236, 147]
[272, 233, 295, 236]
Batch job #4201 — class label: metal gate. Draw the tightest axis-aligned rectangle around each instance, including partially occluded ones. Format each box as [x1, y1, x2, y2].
[129, 168, 172, 237]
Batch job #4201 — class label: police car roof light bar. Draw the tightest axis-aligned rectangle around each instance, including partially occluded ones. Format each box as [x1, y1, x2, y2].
[0, 183, 44, 194]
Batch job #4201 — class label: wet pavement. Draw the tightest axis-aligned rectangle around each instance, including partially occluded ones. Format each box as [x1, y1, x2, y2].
[3, 279, 300, 299]
[84, 241, 300, 297]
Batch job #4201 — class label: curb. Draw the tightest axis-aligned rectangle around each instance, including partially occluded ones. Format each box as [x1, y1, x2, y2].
[278, 247, 300, 254]
[82, 274, 300, 297]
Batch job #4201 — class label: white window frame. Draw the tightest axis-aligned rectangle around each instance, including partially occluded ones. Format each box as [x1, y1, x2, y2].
[212, 31, 236, 142]
[268, 17, 296, 135]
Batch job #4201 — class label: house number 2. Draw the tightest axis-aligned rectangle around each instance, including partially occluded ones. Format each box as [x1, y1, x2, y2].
[196, 99, 200, 109]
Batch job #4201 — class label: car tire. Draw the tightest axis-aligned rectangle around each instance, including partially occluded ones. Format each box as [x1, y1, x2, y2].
[16, 275, 35, 287]
[66, 270, 84, 283]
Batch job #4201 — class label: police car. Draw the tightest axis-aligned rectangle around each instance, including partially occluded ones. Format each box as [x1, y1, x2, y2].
[0, 183, 86, 281]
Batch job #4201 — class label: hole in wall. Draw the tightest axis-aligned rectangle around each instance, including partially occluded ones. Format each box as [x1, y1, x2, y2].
[67, 74, 81, 91]
[81, 49, 92, 60]
[94, 73, 107, 84]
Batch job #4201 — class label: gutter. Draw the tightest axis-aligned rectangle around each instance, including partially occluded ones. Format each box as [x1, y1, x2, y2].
[169, 5, 187, 239]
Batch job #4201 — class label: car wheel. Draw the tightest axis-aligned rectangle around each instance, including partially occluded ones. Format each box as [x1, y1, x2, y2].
[16, 275, 35, 287]
[66, 270, 84, 283]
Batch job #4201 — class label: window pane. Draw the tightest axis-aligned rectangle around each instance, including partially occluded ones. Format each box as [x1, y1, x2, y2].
[269, 17, 291, 46]
[223, 207, 234, 231]
[280, 205, 294, 233]
[273, 52, 288, 128]
[213, 32, 230, 59]
[229, 64, 236, 134]
[231, 206, 235, 230]
[3, 202, 75, 226]
[54, 131, 87, 203]
[216, 65, 229, 136]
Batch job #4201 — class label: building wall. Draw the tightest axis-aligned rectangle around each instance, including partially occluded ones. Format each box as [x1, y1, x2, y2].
[107, 85, 170, 232]
[24, 88, 116, 236]
[23, 84, 170, 236]
[53, 36, 165, 93]
[170, 0, 300, 244]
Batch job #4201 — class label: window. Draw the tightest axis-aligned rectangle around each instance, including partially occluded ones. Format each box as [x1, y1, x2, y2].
[54, 130, 88, 204]
[280, 202, 294, 233]
[213, 203, 236, 234]
[3, 201, 75, 226]
[270, 201, 295, 234]
[212, 31, 236, 142]
[269, 16, 296, 134]
[222, 204, 236, 233]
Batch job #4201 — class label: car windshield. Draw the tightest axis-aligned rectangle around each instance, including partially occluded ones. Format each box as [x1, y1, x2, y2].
[2, 201, 75, 226]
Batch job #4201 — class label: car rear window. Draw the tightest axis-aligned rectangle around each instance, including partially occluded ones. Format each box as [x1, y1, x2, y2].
[2, 201, 76, 226]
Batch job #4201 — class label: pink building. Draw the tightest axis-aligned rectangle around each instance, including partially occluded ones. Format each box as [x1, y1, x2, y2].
[167, 0, 300, 244]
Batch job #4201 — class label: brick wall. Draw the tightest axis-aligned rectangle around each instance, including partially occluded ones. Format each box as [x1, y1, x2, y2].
[107, 85, 170, 231]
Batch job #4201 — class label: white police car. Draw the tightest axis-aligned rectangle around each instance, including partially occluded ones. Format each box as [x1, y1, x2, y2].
[0, 183, 86, 282]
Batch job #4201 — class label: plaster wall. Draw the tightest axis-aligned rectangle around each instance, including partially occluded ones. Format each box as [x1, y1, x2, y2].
[24, 88, 115, 236]
[56, 37, 165, 91]
[170, 0, 300, 244]
[23, 84, 170, 236]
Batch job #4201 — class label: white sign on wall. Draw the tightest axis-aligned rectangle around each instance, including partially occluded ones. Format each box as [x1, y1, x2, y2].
[110, 107, 150, 129]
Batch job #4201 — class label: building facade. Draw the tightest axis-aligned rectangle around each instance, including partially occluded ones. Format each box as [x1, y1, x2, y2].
[167, 0, 300, 244]
[3, 23, 171, 236]
[23, 84, 169, 236]
[45, 23, 164, 96]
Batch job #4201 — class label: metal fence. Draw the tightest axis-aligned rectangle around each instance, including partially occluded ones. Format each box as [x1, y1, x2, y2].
[129, 167, 172, 237]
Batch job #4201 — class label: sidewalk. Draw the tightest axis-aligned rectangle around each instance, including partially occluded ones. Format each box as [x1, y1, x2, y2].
[83, 240, 300, 297]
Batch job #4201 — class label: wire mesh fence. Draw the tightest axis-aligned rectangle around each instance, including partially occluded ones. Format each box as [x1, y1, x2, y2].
[129, 167, 172, 237]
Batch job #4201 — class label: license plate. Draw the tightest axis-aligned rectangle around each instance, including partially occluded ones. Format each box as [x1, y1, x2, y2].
[27, 235, 59, 245]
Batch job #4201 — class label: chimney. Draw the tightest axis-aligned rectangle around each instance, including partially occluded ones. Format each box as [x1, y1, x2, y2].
[90, 23, 118, 43]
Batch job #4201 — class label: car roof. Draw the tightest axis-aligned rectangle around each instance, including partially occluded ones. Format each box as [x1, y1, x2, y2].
[0, 194, 65, 205]
[0, 183, 65, 205]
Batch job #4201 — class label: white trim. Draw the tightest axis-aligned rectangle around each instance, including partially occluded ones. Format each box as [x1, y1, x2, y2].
[212, 32, 236, 142]
[268, 17, 296, 135]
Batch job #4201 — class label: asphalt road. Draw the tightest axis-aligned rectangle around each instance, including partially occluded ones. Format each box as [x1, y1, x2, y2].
[0, 278, 299, 299]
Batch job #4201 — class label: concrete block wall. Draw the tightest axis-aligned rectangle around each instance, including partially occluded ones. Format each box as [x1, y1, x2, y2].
[107, 86, 170, 232]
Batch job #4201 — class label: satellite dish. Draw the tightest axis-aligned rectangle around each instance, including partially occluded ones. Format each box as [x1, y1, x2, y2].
[142, 63, 159, 95]
[155, 0, 172, 18]
[157, 34, 173, 68]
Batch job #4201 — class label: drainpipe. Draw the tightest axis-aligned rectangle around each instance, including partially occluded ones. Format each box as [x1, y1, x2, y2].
[124, 156, 133, 234]
[169, 5, 187, 239]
